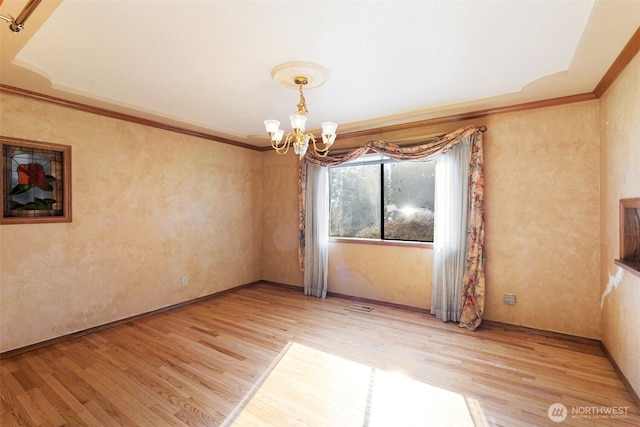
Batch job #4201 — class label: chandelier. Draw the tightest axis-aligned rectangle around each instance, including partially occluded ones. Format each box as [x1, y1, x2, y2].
[264, 63, 337, 159]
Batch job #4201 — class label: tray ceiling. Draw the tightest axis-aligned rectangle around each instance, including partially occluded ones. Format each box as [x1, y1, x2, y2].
[1, 0, 639, 147]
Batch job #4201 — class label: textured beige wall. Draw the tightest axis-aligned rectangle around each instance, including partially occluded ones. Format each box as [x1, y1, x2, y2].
[599, 51, 640, 397]
[260, 148, 433, 303]
[328, 242, 432, 309]
[1, 78, 609, 352]
[261, 151, 304, 287]
[0, 92, 263, 352]
[482, 102, 601, 338]
[262, 103, 602, 338]
[329, 104, 601, 337]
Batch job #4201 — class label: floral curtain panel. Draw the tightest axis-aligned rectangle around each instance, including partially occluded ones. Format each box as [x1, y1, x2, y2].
[298, 125, 486, 330]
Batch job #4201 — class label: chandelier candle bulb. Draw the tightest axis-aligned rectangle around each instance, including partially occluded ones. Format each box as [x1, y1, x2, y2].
[290, 114, 307, 131]
[322, 122, 338, 145]
[273, 129, 284, 144]
[264, 120, 280, 133]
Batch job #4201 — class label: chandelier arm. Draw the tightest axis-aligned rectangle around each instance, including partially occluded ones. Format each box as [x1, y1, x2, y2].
[272, 134, 291, 155]
[281, 132, 299, 155]
[307, 133, 326, 158]
[305, 133, 315, 158]
[270, 136, 279, 150]
[311, 137, 330, 157]
[306, 133, 316, 154]
[274, 144, 290, 155]
[271, 137, 285, 152]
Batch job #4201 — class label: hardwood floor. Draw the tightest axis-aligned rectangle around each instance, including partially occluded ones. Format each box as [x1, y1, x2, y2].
[1, 283, 638, 426]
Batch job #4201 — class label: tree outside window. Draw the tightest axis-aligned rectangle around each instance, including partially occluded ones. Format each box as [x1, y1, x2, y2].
[329, 157, 435, 242]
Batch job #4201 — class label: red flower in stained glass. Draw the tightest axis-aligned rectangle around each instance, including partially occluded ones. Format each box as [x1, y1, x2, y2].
[17, 163, 49, 187]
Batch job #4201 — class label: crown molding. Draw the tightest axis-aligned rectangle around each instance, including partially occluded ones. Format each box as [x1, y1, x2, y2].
[336, 93, 598, 140]
[594, 26, 640, 98]
[0, 84, 261, 151]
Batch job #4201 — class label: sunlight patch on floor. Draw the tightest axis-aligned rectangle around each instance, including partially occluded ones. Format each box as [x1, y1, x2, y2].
[368, 369, 475, 426]
[225, 342, 478, 426]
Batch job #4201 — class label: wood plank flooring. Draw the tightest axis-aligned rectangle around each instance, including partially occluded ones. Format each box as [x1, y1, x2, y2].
[1, 283, 638, 426]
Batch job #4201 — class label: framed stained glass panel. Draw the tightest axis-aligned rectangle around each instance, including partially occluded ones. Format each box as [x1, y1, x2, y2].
[1, 136, 72, 224]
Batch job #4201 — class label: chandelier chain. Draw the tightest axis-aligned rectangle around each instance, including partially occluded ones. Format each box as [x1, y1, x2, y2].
[297, 84, 309, 115]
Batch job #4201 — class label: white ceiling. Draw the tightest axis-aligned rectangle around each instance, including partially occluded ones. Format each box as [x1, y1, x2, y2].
[1, 0, 639, 147]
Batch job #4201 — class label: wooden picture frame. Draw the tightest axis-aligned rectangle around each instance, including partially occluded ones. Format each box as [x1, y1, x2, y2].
[1, 136, 72, 224]
[615, 197, 640, 278]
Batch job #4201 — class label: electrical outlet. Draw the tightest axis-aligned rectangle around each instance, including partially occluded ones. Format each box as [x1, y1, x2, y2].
[182, 276, 188, 286]
[504, 294, 516, 305]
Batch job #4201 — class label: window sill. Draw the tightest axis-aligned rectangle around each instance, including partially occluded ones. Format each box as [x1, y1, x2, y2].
[329, 237, 433, 249]
[614, 259, 640, 279]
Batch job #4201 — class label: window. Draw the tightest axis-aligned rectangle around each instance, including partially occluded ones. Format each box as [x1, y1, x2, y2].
[329, 155, 435, 242]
